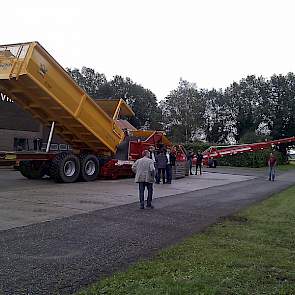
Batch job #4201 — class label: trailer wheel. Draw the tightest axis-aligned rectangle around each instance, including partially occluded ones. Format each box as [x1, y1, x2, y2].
[79, 154, 100, 182]
[208, 159, 218, 168]
[19, 161, 32, 179]
[50, 153, 80, 183]
[19, 160, 47, 179]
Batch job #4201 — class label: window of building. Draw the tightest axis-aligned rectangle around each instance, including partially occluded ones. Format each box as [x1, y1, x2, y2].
[14, 138, 29, 151]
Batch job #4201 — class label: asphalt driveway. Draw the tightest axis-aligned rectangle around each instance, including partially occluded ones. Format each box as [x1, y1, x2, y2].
[0, 168, 294, 295]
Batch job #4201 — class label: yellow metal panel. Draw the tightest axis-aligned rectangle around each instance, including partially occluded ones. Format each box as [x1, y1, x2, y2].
[95, 99, 135, 119]
[112, 99, 135, 120]
[0, 43, 30, 79]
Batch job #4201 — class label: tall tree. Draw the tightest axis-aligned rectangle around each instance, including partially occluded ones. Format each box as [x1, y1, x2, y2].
[160, 79, 205, 143]
[202, 88, 233, 143]
[264, 73, 295, 139]
[127, 85, 162, 130]
[225, 75, 267, 142]
[105, 75, 162, 129]
[67, 67, 107, 98]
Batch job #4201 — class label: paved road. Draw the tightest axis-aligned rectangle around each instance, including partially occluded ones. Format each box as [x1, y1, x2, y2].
[0, 168, 294, 295]
[0, 168, 253, 230]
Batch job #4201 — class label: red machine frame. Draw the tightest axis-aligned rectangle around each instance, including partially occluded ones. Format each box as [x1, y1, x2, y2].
[100, 131, 187, 179]
[201, 136, 295, 166]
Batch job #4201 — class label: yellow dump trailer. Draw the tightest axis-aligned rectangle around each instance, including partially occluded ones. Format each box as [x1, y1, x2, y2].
[0, 42, 134, 182]
[0, 42, 132, 154]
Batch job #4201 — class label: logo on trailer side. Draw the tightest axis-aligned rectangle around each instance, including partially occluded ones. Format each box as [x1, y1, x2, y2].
[39, 63, 48, 77]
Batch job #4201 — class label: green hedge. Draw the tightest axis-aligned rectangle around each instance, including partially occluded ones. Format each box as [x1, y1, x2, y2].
[182, 142, 286, 167]
[217, 148, 284, 168]
[183, 142, 211, 153]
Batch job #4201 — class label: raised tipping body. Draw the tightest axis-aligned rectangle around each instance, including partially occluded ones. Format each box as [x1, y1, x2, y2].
[0, 42, 125, 154]
[0, 42, 138, 182]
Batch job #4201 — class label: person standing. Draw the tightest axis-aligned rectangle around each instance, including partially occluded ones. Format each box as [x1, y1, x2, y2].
[149, 146, 156, 162]
[156, 150, 168, 184]
[165, 148, 176, 184]
[268, 152, 277, 181]
[148, 145, 157, 181]
[132, 150, 155, 209]
[187, 149, 194, 175]
[195, 151, 204, 175]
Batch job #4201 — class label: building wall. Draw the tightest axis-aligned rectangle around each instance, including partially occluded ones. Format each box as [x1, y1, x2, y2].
[0, 93, 40, 132]
[0, 129, 41, 150]
[0, 93, 66, 151]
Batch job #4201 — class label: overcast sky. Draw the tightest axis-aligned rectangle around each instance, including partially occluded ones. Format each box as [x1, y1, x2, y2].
[2, 0, 295, 100]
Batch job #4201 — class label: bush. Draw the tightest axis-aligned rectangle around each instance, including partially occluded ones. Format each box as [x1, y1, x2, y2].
[183, 141, 211, 153]
[183, 142, 286, 168]
[218, 148, 284, 168]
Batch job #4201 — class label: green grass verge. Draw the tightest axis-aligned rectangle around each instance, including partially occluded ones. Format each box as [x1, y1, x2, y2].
[277, 163, 295, 171]
[254, 164, 295, 172]
[219, 164, 295, 172]
[77, 186, 295, 295]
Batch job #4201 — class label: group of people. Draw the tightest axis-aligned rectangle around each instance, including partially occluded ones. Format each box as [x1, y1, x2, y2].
[148, 146, 176, 184]
[187, 150, 204, 175]
[131, 146, 176, 209]
[132, 147, 279, 210]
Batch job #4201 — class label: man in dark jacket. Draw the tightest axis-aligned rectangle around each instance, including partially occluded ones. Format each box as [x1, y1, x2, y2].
[165, 148, 176, 184]
[156, 150, 168, 184]
[148, 145, 158, 181]
[268, 152, 277, 181]
[195, 151, 203, 175]
[187, 150, 194, 175]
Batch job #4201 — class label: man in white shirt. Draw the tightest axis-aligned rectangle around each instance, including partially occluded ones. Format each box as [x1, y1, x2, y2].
[132, 150, 155, 209]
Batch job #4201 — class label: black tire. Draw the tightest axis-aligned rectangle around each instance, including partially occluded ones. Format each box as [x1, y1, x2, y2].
[49, 153, 80, 183]
[19, 160, 47, 179]
[19, 161, 32, 179]
[79, 154, 100, 182]
[208, 159, 217, 168]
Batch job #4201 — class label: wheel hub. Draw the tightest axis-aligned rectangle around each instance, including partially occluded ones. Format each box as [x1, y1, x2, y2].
[85, 160, 96, 176]
[64, 160, 76, 177]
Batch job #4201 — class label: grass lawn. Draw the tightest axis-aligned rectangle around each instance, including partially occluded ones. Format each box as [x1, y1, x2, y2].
[253, 163, 295, 173]
[277, 163, 295, 171]
[217, 164, 295, 174]
[77, 186, 295, 295]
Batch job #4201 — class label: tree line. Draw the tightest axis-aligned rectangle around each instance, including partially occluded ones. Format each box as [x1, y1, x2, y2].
[67, 67, 295, 144]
